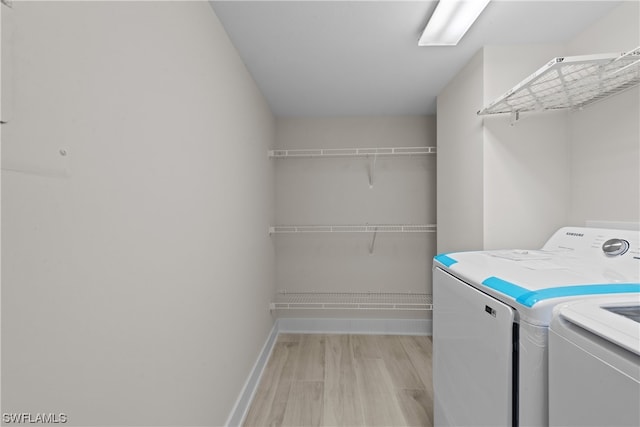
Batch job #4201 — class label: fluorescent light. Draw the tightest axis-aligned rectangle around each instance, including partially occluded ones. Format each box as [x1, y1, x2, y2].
[419, 0, 491, 46]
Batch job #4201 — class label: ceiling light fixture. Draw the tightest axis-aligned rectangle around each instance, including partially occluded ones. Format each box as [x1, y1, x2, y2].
[419, 0, 491, 46]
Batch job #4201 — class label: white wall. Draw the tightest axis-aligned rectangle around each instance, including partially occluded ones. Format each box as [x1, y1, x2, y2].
[436, 51, 485, 253]
[566, 1, 640, 226]
[437, 45, 569, 253]
[275, 117, 436, 313]
[482, 45, 569, 249]
[1, 2, 275, 426]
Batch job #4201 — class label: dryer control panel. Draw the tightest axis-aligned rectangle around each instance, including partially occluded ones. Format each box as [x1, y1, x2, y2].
[543, 227, 640, 261]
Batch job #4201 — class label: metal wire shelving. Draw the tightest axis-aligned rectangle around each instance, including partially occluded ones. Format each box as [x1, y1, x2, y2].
[478, 47, 640, 119]
[269, 224, 436, 255]
[270, 291, 433, 311]
[269, 148, 436, 312]
[269, 224, 437, 234]
[269, 146, 436, 158]
[270, 146, 436, 187]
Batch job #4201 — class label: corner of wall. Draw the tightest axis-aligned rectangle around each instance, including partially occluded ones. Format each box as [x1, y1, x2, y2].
[225, 320, 280, 427]
[436, 47, 485, 253]
[481, 43, 570, 249]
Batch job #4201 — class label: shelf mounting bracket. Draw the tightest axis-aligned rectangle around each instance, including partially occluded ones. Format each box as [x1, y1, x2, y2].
[368, 154, 377, 188]
[368, 226, 378, 255]
[510, 111, 520, 126]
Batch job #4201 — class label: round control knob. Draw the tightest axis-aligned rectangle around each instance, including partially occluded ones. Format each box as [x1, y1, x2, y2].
[602, 238, 629, 256]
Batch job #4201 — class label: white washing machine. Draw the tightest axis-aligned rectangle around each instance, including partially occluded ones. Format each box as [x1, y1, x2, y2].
[432, 227, 640, 427]
[549, 295, 640, 427]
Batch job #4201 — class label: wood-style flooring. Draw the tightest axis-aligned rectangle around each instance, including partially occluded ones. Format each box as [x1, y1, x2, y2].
[243, 334, 434, 427]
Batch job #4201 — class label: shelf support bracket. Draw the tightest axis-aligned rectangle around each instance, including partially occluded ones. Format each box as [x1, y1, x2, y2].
[369, 227, 378, 255]
[510, 110, 520, 126]
[368, 154, 377, 188]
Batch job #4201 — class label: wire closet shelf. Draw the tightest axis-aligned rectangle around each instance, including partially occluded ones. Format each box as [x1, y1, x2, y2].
[269, 146, 436, 158]
[270, 291, 433, 311]
[269, 224, 437, 234]
[478, 47, 640, 116]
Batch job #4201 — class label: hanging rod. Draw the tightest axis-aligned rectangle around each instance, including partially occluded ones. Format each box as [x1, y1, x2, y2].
[269, 291, 433, 311]
[269, 146, 436, 158]
[269, 224, 437, 234]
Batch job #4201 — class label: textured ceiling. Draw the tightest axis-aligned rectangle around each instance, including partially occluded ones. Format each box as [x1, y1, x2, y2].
[211, 1, 621, 116]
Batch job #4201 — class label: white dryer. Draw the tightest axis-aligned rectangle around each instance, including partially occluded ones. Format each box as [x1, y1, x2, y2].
[548, 295, 640, 427]
[432, 227, 640, 427]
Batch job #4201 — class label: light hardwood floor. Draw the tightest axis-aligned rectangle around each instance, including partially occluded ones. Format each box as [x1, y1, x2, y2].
[243, 334, 433, 427]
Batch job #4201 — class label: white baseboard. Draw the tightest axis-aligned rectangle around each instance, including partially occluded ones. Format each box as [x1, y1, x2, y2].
[225, 317, 432, 426]
[225, 321, 279, 427]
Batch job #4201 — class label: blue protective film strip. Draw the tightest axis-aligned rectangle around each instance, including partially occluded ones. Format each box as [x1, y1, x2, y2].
[482, 276, 531, 300]
[483, 276, 640, 307]
[434, 253, 458, 267]
[516, 283, 640, 307]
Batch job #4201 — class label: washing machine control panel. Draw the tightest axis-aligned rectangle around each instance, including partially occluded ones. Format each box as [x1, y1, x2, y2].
[543, 227, 640, 261]
[602, 238, 630, 256]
